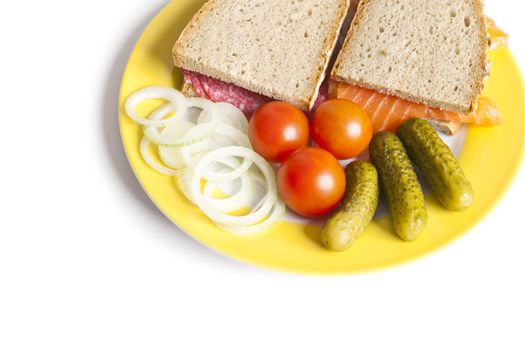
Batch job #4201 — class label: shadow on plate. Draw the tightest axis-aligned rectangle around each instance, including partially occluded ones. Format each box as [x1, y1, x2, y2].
[100, 1, 247, 271]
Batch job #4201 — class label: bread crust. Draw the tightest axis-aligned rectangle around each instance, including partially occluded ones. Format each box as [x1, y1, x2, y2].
[470, 0, 490, 112]
[173, 0, 351, 111]
[306, 0, 351, 110]
[331, 0, 489, 114]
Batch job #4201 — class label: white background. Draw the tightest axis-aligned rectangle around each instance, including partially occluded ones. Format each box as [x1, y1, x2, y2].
[0, 1, 524, 349]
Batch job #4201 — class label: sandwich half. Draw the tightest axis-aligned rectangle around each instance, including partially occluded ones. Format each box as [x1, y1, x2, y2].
[330, 0, 503, 135]
[173, 0, 351, 114]
[332, 0, 489, 113]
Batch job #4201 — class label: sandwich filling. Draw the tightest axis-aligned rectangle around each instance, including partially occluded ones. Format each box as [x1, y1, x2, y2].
[183, 70, 330, 117]
[334, 83, 502, 133]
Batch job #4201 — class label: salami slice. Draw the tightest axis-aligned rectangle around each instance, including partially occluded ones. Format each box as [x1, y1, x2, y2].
[184, 70, 210, 100]
[182, 70, 329, 116]
[183, 70, 271, 116]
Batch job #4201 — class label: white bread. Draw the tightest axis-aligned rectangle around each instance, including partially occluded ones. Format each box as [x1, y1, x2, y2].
[173, 0, 351, 111]
[332, 0, 489, 113]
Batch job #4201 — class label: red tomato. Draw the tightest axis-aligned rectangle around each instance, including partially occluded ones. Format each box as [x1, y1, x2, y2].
[249, 102, 309, 163]
[278, 148, 346, 217]
[312, 99, 373, 160]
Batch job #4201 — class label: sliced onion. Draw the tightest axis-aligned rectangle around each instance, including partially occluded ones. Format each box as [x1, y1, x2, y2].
[191, 147, 278, 226]
[212, 123, 251, 148]
[126, 87, 284, 235]
[203, 173, 253, 213]
[144, 120, 218, 148]
[189, 98, 248, 134]
[186, 96, 216, 110]
[202, 157, 253, 183]
[201, 157, 257, 212]
[216, 102, 249, 134]
[158, 146, 185, 171]
[140, 137, 179, 176]
[178, 123, 251, 167]
[125, 87, 187, 127]
[139, 104, 194, 170]
[217, 199, 286, 235]
[200, 125, 253, 182]
[176, 167, 195, 202]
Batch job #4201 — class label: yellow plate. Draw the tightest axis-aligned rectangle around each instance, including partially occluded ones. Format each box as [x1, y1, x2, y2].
[119, 0, 525, 274]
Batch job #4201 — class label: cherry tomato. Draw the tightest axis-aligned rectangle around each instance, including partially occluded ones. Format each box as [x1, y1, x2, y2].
[312, 99, 373, 160]
[249, 102, 309, 163]
[278, 148, 346, 217]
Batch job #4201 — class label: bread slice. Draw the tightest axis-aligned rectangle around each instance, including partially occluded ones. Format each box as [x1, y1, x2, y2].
[332, 0, 489, 113]
[173, 0, 351, 111]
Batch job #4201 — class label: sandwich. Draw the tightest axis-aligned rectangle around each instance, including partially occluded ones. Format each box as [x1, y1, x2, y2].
[330, 0, 503, 135]
[173, 0, 505, 135]
[173, 0, 352, 115]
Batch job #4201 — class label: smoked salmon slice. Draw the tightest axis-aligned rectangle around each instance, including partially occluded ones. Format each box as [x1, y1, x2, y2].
[335, 84, 503, 133]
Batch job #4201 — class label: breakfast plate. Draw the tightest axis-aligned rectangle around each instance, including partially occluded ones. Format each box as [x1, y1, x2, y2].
[119, 0, 525, 274]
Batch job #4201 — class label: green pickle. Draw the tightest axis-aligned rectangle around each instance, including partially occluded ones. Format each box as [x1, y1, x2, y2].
[321, 161, 379, 251]
[370, 132, 427, 241]
[397, 119, 474, 211]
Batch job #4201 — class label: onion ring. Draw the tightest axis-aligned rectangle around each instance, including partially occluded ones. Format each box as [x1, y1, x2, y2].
[125, 87, 188, 127]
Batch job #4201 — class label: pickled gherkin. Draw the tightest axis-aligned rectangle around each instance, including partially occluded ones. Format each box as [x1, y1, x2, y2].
[370, 132, 427, 241]
[321, 161, 379, 251]
[397, 118, 474, 211]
